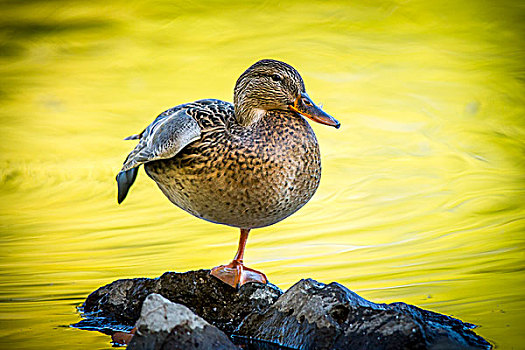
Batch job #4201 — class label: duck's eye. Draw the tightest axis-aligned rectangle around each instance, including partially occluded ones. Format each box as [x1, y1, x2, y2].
[271, 74, 283, 82]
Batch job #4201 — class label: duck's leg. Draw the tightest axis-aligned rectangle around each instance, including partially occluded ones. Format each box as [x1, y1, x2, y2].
[210, 228, 268, 288]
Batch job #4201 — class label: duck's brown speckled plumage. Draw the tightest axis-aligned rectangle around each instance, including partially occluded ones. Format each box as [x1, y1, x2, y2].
[144, 98, 320, 229]
[116, 59, 339, 287]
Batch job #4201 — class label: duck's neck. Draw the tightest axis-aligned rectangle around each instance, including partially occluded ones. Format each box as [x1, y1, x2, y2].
[234, 105, 266, 127]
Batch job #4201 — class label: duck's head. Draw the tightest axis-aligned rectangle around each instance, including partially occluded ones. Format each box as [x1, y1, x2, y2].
[233, 59, 340, 128]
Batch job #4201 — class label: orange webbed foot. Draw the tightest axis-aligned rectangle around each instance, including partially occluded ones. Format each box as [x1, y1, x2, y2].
[211, 260, 267, 288]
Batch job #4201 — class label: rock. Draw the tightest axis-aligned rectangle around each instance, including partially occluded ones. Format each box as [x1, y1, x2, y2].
[127, 293, 237, 350]
[236, 279, 491, 350]
[75, 270, 491, 349]
[82, 269, 282, 334]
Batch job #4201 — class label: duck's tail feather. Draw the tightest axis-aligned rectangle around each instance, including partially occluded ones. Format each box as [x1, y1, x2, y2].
[124, 134, 140, 140]
[116, 167, 139, 204]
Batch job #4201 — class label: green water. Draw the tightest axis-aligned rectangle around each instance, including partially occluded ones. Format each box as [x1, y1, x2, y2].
[1, 1, 524, 348]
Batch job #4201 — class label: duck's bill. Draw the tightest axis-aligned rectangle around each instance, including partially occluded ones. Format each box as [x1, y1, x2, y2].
[289, 92, 340, 129]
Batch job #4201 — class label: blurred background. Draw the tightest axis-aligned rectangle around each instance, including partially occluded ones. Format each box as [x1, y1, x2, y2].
[0, 0, 524, 348]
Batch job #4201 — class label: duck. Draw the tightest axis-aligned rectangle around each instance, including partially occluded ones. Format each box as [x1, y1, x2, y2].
[116, 59, 340, 288]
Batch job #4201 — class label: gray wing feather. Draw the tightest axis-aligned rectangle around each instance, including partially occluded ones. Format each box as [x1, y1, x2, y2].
[120, 108, 201, 171]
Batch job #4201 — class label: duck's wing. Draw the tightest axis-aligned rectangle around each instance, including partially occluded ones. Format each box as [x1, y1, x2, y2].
[120, 108, 201, 172]
[116, 106, 202, 203]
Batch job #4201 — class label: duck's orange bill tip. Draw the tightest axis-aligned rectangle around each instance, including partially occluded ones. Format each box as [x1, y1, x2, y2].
[290, 93, 341, 129]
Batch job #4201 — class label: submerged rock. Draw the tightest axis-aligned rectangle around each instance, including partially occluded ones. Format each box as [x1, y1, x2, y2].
[82, 269, 282, 334]
[75, 270, 491, 349]
[237, 279, 489, 349]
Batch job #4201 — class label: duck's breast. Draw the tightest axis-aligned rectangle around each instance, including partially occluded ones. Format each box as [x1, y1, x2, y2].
[145, 109, 321, 229]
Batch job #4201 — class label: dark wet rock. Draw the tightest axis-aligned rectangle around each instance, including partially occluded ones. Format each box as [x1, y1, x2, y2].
[236, 279, 491, 350]
[82, 269, 282, 334]
[127, 293, 237, 350]
[76, 270, 491, 349]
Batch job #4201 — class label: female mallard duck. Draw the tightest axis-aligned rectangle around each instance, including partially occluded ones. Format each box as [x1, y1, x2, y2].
[117, 59, 340, 288]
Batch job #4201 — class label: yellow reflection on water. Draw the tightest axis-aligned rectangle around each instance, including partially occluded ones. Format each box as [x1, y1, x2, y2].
[1, 1, 524, 348]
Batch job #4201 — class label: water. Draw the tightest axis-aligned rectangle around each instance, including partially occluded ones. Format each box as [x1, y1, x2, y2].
[1, 0, 524, 348]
